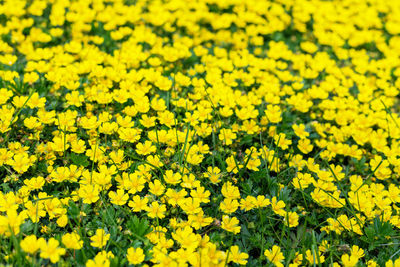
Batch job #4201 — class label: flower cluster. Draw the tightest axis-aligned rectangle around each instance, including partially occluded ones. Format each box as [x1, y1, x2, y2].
[1, 0, 400, 266]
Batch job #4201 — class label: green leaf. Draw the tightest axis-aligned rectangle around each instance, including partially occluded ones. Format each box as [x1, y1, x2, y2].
[67, 200, 80, 219]
[69, 153, 90, 167]
[127, 216, 152, 238]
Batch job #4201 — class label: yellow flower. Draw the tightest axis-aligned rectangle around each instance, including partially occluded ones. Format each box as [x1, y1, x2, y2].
[90, 229, 110, 248]
[148, 179, 165, 196]
[297, 138, 313, 154]
[220, 198, 239, 214]
[221, 215, 241, 234]
[265, 105, 282, 124]
[188, 211, 213, 230]
[271, 197, 286, 216]
[165, 188, 187, 206]
[341, 254, 358, 267]
[10, 153, 31, 174]
[0, 209, 26, 236]
[128, 195, 149, 212]
[108, 189, 129, 206]
[264, 245, 284, 267]
[127, 247, 145, 265]
[146, 201, 166, 219]
[305, 249, 325, 265]
[228, 245, 248, 265]
[136, 140, 156, 155]
[164, 170, 182, 185]
[12, 95, 29, 108]
[39, 238, 66, 263]
[86, 251, 113, 267]
[78, 184, 100, 204]
[219, 128, 237, 145]
[221, 182, 240, 199]
[66, 91, 85, 107]
[62, 232, 83, 250]
[20, 235, 40, 254]
[172, 226, 200, 250]
[350, 245, 364, 258]
[204, 166, 222, 184]
[274, 133, 292, 150]
[283, 211, 299, 228]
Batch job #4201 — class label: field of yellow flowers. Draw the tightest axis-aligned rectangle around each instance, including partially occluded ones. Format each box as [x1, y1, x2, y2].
[1, 0, 400, 266]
